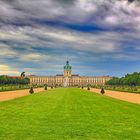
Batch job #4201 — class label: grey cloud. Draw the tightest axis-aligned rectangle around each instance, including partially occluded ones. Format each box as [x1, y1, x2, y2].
[0, 0, 140, 28]
[0, 0, 140, 76]
[0, 24, 139, 63]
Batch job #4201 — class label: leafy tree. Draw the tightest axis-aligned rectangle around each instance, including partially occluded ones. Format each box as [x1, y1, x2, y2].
[21, 72, 26, 78]
[0, 76, 30, 85]
[106, 72, 140, 86]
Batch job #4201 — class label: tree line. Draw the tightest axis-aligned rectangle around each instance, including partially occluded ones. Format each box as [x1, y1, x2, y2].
[106, 72, 140, 86]
[0, 75, 30, 85]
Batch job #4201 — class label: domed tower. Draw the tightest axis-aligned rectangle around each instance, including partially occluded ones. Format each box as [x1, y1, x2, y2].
[64, 60, 72, 77]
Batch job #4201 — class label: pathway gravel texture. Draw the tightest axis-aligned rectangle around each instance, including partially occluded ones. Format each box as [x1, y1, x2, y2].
[0, 88, 44, 102]
[89, 88, 140, 105]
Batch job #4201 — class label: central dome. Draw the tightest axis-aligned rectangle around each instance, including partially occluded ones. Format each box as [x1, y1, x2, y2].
[64, 61, 72, 70]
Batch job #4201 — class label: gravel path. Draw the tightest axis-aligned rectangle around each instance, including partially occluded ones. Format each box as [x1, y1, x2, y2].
[1, 87, 140, 105]
[89, 88, 140, 105]
[0, 88, 45, 102]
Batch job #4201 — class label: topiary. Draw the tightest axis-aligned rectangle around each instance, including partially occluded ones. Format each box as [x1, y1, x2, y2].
[101, 88, 105, 95]
[87, 86, 90, 90]
[44, 85, 47, 90]
[29, 87, 34, 94]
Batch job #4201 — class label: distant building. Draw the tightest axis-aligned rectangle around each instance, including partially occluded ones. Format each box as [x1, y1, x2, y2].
[28, 61, 112, 87]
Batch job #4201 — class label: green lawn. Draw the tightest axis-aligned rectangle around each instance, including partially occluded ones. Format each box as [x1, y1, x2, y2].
[0, 88, 140, 140]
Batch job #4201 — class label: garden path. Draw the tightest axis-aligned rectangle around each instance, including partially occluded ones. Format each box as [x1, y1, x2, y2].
[89, 88, 140, 105]
[0, 88, 44, 102]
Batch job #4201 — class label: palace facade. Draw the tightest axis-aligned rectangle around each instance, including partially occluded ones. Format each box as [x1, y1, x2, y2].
[28, 61, 112, 87]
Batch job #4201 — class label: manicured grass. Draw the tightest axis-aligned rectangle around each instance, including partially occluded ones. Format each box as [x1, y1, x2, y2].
[0, 88, 140, 140]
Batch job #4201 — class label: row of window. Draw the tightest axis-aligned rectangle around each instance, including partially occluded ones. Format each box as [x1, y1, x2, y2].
[31, 80, 106, 83]
[31, 78, 106, 81]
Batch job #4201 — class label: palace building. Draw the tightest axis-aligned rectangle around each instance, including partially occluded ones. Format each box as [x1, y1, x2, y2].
[28, 61, 112, 87]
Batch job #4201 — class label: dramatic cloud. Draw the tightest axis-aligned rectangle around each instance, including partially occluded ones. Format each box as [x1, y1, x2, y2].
[0, 0, 140, 76]
[0, 64, 20, 75]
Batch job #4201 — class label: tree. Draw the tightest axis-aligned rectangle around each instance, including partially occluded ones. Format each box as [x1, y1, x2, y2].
[0, 75, 30, 86]
[106, 72, 140, 86]
[22, 78, 30, 85]
[21, 72, 25, 78]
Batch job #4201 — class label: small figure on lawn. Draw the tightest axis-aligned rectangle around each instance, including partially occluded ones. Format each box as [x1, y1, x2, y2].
[29, 87, 34, 94]
[81, 86, 84, 89]
[101, 88, 105, 95]
[87, 86, 90, 91]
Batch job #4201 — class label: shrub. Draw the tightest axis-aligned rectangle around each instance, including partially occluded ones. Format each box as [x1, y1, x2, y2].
[87, 87, 90, 90]
[44, 85, 47, 90]
[81, 86, 84, 89]
[133, 87, 137, 91]
[29, 87, 34, 94]
[101, 88, 105, 95]
[51, 86, 53, 89]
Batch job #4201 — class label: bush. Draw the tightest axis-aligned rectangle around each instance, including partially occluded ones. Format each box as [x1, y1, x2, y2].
[51, 86, 53, 89]
[29, 87, 34, 94]
[81, 86, 84, 89]
[133, 87, 137, 91]
[101, 88, 105, 95]
[44, 85, 47, 90]
[87, 87, 90, 90]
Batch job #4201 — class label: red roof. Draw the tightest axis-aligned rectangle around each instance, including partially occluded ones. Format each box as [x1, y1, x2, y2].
[56, 74, 64, 76]
[9, 76, 21, 79]
[72, 74, 79, 77]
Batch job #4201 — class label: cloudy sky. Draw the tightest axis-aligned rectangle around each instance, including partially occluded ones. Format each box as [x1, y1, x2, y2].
[0, 0, 140, 77]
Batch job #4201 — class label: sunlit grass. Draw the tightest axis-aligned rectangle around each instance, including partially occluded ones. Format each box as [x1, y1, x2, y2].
[0, 88, 140, 140]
